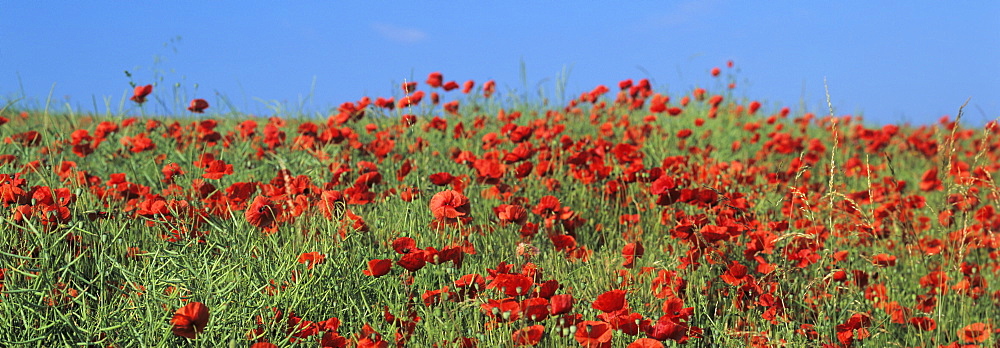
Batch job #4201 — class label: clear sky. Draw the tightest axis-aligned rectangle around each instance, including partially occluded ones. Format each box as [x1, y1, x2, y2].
[2, 2, 998, 126]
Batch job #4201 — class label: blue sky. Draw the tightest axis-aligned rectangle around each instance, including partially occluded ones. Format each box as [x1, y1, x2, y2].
[2, 2, 997, 125]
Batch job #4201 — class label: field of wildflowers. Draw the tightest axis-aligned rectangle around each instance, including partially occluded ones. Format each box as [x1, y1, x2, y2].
[0, 63, 997, 347]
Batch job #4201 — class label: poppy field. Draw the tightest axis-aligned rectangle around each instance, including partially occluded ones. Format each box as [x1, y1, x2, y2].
[0, 64, 998, 347]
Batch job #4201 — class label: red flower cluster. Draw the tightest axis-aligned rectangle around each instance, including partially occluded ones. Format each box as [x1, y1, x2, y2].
[7, 65, 1000, 347]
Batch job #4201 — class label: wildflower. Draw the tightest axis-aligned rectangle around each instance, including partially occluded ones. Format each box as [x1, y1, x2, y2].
[575, 321, 612, 348]
[297, 252, 325, 270]
[516, 243, 539, 259]
[426, 72, 443, 88]
[958, 322, 990, 343]
[871, 253, 897, 267]
[483, 80, 496, 98]
[909, 317, 936, 331]
[397, 252, 427, 272]
[720, 261, 750, 286]
[835, 313, 872, 346]
[512, 325, 545, 346]
[592, 289, 627, 313]
[245, 196, 282, 232]
[496, 204, 528, 226]
[188, 99, 209, 113]
[171, 302, 210, 339]
[363, 259, 392, 277]
[402, 81, 417, 94]
[628, 338, 665, 348]
[550, 294, 574, 315]
[429, 172, 455, 186]
[131, 84, 153, 104]
[429, 190, 470, 222]
[521, 298, 549, 321]
[622, 242, 644, 268]
[397, 91, 424, 108]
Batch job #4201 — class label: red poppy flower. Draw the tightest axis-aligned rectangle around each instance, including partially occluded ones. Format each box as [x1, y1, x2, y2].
[710, 67, 721, 77]
[426, 72, 443, 88]
[171, 301, 210, 339]
[373, 97, 395, 111]
[453, 274, 485, 299]
[443, 81, 459, 91]
[245, 196, 282, 231]
[131, 84, 153, 104]
[920, 271, 949, 295]
[719, 261, 749, 286]
[402, 81, 417, 94]
[487, 273, 533, 297]
[512, 325, 545, 346]
[575, 321, 613, 348]
[481, 298, 521, 322]
[550, 234, 577, 252]
[519, 273, 551, 295]
[835, 313, 872, 345]
[188, 99, 209, 113]
[422, 286, 456, 306]
[550, 294, 574, 315]
[622, 242, 644, 268]
[532, 195, 561, 217]
[871, 253, 896, 267]
[648, 95, 666, 113]
[688, 88, 705, 102]
[397, 251, 427, 272]
[297, 252, 325, 270]
[914, 294, 937, 313]
[397, 91, 424, 108]
[483, 80, 496, 98]
[958, 322, 990, 343]
[495, 204, 528, 226]
[909, 317, 936, 331]
[429, 190, 470, 222]
[592, 289, 627, 313]
[462, 80, 475, 94]
[647, 316, 695, 343]
[354, 323, 388, 347]
[627, 338, 664, 348]
[320, 331, 349, 348]
[201, 159, 233, 179]
[432, 245, 466, 267]
[443, 100, 460, 115]
[708, 95, 723, 107]
[919, 167, 942, 191]
[392, 237, 418, 254]
[521, 298, 549, 322]
[429, 172, 455, 186]
[363, 259, 392, 277]
[8, 130, 41, 147]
